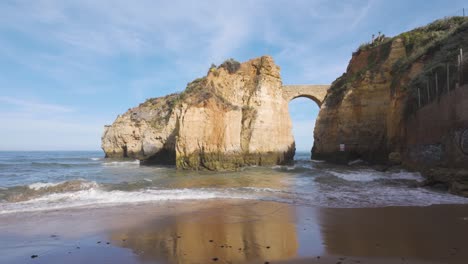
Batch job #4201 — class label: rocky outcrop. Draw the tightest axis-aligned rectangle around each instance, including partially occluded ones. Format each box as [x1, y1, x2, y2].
[313, 17, 468, 166]
[101, 93, 180, 164]
[102, 56, 295, 170]
[313, 38, 405, 163]
[422, 168, 468, 196]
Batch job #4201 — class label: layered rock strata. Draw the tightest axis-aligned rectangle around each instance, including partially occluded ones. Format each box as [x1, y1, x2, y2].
[313, 17, 468, 166]
[102, 56, 295, 170]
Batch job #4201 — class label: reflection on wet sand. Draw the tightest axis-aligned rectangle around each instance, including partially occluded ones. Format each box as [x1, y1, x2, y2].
[110, 201, 299, 263]
[318, 205, 468, 263]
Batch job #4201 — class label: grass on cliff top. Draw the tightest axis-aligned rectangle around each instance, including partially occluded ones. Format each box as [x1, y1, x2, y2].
[177, 58, 241, 109]
[394, 17, 468, 94]
[138, 93, 181, 128]
[141, 58, 242, 117]
[325, 16, 468, 107]
[326, 37, 393, 107]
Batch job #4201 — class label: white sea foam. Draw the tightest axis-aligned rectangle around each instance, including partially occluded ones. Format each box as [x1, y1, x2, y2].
[2, 183, 468, 214]
[90, 157, 102, 161]
[102, 160, 140, 167]
[0, 188, 256, 214]
[388, 171, 424, 181]
[28, 180, 98, 191]
[28, 182, 62, 190]
[327, 170, 384, 182]
[327, 169, 423, 182]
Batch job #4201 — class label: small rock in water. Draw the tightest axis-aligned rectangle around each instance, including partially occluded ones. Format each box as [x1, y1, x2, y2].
[50, 234, 58, 238]
[76, 246, 80, 249]
[31, 255, 38, 259]
[97, 241, 101, 244]
[106, 242, 110, 245]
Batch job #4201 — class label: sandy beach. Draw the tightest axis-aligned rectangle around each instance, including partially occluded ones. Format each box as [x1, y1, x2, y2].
[1, 200, 467, 264]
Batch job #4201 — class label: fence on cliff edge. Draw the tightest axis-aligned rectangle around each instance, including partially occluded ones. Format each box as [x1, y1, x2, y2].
[414, 48, 467, 109]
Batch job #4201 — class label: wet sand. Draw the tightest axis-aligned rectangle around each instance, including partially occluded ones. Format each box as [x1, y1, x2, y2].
[0, 200, 467, 264]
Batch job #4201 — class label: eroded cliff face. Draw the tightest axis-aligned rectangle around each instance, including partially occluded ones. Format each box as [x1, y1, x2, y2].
[101, 93, 180, 164]
[313, 17, 468, 165]
[102, 56, 295, 170]
[313, 39, 409, 163]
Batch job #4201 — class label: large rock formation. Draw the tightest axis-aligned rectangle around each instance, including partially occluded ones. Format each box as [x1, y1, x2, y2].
[313, 17, 468, 166]
[102, 56, 295, 170]
[313, 38, 407, 163]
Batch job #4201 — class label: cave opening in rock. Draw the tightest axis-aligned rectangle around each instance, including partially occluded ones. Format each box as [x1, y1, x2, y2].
[288, 96, 320, 160]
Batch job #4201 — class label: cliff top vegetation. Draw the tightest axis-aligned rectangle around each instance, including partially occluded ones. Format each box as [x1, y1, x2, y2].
[325, 16, 468, 107]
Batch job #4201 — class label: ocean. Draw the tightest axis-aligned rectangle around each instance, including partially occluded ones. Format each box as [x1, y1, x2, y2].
[1, 151, 467, 214]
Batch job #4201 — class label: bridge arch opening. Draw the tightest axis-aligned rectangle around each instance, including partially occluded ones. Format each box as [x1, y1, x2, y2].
[288, 96, 320, 160]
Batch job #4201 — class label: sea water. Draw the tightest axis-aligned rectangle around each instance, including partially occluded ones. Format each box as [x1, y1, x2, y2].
[1, 151, 467, 214]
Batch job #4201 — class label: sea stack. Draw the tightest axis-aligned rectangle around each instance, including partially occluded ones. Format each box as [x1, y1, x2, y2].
[102, 56, 295, 170]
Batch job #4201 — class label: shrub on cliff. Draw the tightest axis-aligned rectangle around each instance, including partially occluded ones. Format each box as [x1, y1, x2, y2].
[218, 58, 241, 74]
[328, 16, 468, 109]
[392, 17, 468, 101]
[325, 74, 349, 107]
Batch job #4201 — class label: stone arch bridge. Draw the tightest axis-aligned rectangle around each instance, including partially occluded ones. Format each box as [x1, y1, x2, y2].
[282, 85, 330, 106]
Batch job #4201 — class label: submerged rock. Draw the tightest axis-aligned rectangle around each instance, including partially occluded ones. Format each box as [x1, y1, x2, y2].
[102, 56, 295, 170]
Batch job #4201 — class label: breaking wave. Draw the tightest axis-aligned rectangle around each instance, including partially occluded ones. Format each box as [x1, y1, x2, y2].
[1, 151, 468, 215]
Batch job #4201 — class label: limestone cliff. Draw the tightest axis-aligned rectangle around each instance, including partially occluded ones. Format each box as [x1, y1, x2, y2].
[313, 17, 468, 165]
[102, 56, 295, 170]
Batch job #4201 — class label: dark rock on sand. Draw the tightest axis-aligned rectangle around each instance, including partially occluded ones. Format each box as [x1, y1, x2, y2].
[422, 168, 468, 197]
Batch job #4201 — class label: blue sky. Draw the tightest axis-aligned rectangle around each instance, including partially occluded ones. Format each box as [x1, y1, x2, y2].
[0, 0, 466, 151]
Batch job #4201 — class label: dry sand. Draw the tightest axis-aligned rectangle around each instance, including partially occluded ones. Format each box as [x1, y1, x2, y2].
[0, 200, 467, 264]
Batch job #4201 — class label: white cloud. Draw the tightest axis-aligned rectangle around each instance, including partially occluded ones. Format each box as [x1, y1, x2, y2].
[0, 0, 375, 150]
[0, 96, 73, 113]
